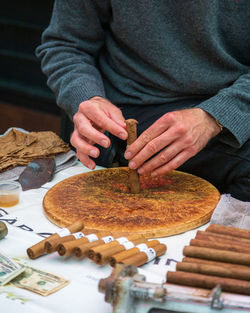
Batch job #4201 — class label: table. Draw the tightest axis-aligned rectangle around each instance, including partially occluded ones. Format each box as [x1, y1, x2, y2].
[0, 162, 211, 313]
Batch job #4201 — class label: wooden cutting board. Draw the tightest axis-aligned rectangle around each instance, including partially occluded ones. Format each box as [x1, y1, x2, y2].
[43, 168, 220, 238]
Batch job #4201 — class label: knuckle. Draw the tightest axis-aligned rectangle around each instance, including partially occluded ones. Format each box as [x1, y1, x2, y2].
[79, 101, 89, 111]
[147, 141, 158, 154]
[175, 124, 186, 135]
[184, 135, 194, 146]
[141, 130, 152, 145]
[159, 153, 168, 164]
[164, 112, 175, 123]
[186, 146, 197, 156]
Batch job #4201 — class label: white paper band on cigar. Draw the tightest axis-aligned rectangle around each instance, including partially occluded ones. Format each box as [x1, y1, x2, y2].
[116, 237, 129, 244]
[101, 235, 114, 243]
[121, 241, 134, 250]
[86, 234, 98, 242]
[136, 243, 148, 252]
[72, 232, 85, 239]
[57, 228, 71, 237]
[144, 247, 156, 262]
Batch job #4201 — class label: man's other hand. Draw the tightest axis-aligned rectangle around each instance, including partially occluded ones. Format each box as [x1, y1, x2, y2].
[71, 96, 127, 169]
[124, 108, 222, 176]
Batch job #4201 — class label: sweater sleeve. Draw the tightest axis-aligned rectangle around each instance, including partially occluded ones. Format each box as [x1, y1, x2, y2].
[197, 72, 250, 148]
[36, 0, 110, 119]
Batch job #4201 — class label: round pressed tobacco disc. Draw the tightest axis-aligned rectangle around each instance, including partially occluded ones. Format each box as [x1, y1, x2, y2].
[43, 168, 220, 238]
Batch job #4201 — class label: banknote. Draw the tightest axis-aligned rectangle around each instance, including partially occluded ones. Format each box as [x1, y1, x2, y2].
[0, 250, 25, 285]
[11, 264, 70, 296]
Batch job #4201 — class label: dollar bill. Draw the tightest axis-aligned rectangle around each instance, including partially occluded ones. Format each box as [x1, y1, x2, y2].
[0, 250, 25, 286]
[11, 264, 70, 296]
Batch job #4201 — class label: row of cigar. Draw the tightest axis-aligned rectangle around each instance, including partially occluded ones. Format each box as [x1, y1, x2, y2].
[167, 223, 250, 295]
[27, 220, 167, 267]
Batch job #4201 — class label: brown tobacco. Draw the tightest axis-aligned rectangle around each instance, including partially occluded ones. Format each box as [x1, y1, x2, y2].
[45, 232, 84, 253]
[74, 240, 106, 259]
[109, 240, 160, 267]
[167, 271, 250, 295]
[88, 234, 145, 260]
[190, 238, 250, 254]
[176, 261, 250, 281]
[94, 238, 146, 265]
[183, 246, 250, 266]
[197, 230, 250, 244]
[206, 224, 250, 240]
[182, 257, 250, 270]
[125, 119, 140, 193]
[195, 231, 250, 247]
[26, 220, 84, 259]
[57, 231, 111, 256]
[121, 243, 167, 267]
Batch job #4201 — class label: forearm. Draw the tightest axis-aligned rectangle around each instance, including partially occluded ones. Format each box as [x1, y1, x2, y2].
[197, 72, 250, 148]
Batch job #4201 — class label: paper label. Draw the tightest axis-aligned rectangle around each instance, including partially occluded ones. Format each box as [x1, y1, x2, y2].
[86, 234, 98, 242]
[57, 228, 70, 237]
[122, 241, 134, 250]
[72, 232, 85, 239]
[101, 236, 114, 243]
[144, 247, 156, 262]
[116, 237, 128, 244]
[136, 243, 148, 252]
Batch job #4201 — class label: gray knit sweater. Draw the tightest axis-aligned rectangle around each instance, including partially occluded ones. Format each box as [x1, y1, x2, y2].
[36, 0, 250, 148]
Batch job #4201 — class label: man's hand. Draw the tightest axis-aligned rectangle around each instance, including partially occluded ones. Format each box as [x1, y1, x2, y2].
[70, 96, 127, 169]
[124, 108, 222, 176]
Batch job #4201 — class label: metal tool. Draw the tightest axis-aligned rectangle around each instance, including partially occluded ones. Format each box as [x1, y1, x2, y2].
[98, 264, 250, 313]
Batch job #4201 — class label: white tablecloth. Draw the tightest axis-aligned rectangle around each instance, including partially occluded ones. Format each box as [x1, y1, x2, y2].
[0, 162, 210, 313]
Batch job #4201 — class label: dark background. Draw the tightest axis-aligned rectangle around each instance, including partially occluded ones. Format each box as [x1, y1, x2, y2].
[0, 0, 72, 142]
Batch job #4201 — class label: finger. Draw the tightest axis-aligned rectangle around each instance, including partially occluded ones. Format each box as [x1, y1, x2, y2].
[136, 139, 185, 174]
[74, 113, 110, 148]
[150, 148, 196, 177]
[124, 114, 175, 159]
[70, 130, 100, 159]
[127, 124, 183, 169]
[86, 109, 127, 140]
[76, 151, 96, 170]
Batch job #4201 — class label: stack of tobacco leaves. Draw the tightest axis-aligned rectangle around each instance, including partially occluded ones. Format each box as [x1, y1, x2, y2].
[0, 129, 70, 172]
[167, 224, 250, 295]
[27, 227, 167, 267]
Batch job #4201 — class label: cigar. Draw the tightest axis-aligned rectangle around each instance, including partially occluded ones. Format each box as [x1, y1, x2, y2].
[94, 237, 146, 265]
[74, 240, 107, 259]
[26, 220, 84, 259]
[45, 231, 86, 253]
[109, 240, 160, 267]
[125, 119, 140, 193]
[182, 257, 250, 270]
[57, 232, 111, 256]
[176, 261, 250, 281]
[196, 230, 250, 244]
[88, 234, 145, 260]
[121, 243, 167, 267]
[0, 221, 8, 240]
[190, 238, 250, 254]
[206, 224, 250, 240]
[195, 231, 250, 247]
[183, 245, 250, 266]
[167, 271, 250, 295]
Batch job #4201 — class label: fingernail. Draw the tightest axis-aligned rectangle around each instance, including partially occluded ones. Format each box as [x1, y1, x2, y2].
[151, 171, 157, 177]
[138, 168, 144, 174]
[89, 150, 98, 158]
[129, 161, 136, 169]
[101, 139, 109, 148]
[119, 132, 127, 140]
[88, 163, 94, 170]
[124, 151, 131, 159]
